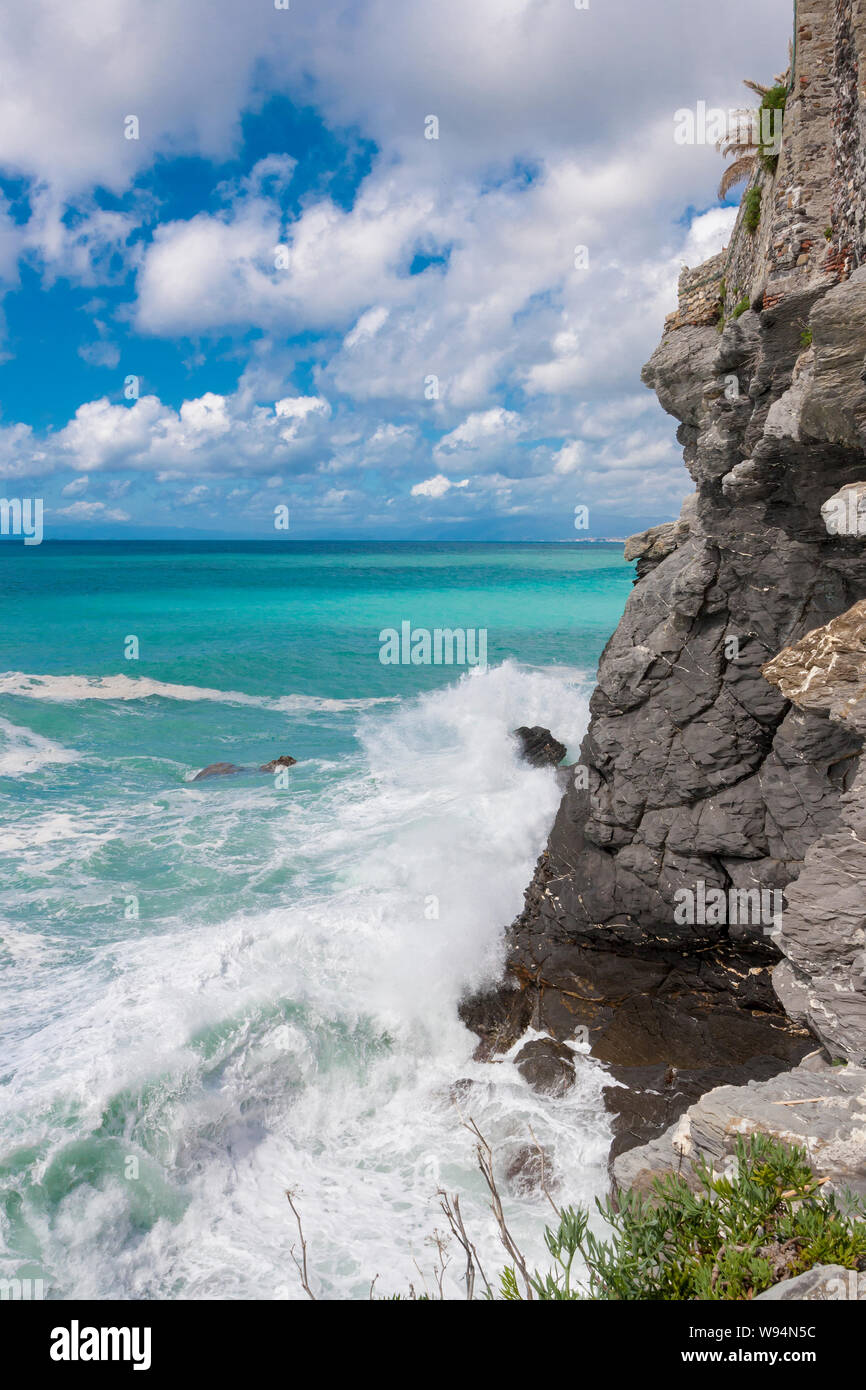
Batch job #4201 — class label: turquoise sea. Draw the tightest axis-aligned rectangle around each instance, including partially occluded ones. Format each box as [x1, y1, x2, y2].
[0, 541, 632, 1299]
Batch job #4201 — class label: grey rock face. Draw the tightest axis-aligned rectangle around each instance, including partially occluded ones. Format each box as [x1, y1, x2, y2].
[611, 1060, 866, 1199]
[623, 516, 691, 580]
[821, 482, 866, 536]
[763, 603, 866, 1063]
[463, 0, 866, 1161]
[513, 287, 866, 961]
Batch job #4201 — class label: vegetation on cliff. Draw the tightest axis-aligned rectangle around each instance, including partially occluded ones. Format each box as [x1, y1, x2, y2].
[501, 1134, 865, 1301]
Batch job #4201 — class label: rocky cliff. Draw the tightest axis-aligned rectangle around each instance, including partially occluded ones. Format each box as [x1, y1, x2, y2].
[464, 0, 866, 1171]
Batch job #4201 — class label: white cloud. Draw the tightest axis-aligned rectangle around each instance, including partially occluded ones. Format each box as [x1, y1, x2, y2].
[77, 340, 121, 369]
[54, 500, 130, 522]
[552, 441, 585, 476]
[61, 476, 89, 496]
[411, 474, 469, 499]
[345, 306, 389, 348]
[0, 0, 795, 532]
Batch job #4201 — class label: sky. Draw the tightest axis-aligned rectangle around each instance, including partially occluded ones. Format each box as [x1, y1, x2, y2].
[0, 0, 794, 540]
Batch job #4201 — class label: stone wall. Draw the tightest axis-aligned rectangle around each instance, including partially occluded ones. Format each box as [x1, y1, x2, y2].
[663, 252, 725, 334]
[662, 0, 864, 332]
[829, 0, 866, 275]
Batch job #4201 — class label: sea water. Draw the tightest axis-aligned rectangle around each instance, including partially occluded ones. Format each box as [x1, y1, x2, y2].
[0, 541, 632, 1300]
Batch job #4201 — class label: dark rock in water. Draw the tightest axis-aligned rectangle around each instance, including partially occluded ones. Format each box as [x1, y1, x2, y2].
[513, 726, 567, 768]
[193, 762, 245, 781]
[459, 983, 533, 1061]
[259, 755, 298, 772]
[448, 1077, 476, 1106]
[505, 1142, 555, 1196]
[514, 1037, 576, 1096]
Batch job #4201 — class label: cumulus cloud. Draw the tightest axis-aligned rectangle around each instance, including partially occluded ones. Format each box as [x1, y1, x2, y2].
[410, 474, 469, 499]
[53, 500, 130, 522]
[0, 0, 794, 534]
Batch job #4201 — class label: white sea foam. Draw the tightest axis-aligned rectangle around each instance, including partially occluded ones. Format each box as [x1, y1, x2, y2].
[0, 716, 80, 777]
[0, 660, 611, 1299]
[0, 671, 396, 712]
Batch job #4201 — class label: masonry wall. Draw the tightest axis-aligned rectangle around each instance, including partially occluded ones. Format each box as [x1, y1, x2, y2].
[664, 0, 866, 333]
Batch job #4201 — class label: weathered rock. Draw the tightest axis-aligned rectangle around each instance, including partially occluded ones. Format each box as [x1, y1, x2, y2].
[763, 599, 866, 725]
[514, 1037, 575, 1096]
[603, 1057, 806, 1165]
[260, 755, 298, 772]
[763, 602, 866, 1063]
[512, 726, 566, 768]
[463, 0, 866, 1161]
[192, 762, 245, 781]
[624, 518, 690, 580]
[611, 1061, 866, 1199]
[821, 481, 866, 537]
[755, 1265, 866, 1300]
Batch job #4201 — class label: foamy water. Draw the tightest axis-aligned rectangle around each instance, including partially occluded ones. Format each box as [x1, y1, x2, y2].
[0, 661, 612, 1299]
[0, 671, 397, 713]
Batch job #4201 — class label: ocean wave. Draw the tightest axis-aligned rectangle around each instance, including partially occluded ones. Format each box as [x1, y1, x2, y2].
[0, 716, 80, 777]
[0, 657, 606, 1298]
[0, 672, 397, 713]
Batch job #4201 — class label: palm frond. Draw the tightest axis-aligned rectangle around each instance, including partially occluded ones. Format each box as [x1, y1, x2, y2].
[742, 79, 770, 98]
[718, 157, 756, 200]
[717, 139, 759, 159]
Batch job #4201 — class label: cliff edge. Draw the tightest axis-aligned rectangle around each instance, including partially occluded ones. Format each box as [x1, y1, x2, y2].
[463, 0, 866, 1174]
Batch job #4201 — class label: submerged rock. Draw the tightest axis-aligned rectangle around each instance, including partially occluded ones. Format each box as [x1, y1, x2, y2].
[505, 1142, 556, 1196]
[513, 726, 567, 768]
[193, 755, 299, 781]
[514, 1037, 575, 1096]
[192, 762, 245, 781]
[260, 755, 298, 772]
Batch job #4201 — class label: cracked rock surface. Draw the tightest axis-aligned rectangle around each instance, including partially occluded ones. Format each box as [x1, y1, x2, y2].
[463, 193, 866, 1163]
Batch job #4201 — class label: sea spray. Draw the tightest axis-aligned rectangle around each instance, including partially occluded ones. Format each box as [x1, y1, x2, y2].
[0, 662, 611, 1299]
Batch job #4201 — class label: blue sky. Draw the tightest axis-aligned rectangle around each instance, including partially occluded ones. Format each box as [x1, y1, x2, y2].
[0, 0, 793, 539]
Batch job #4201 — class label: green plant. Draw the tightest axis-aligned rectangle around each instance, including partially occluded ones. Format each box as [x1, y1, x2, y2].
[717, 71, 789, 197]
[503, 1134, 866, 1301]
[757, 84, 788, 174]
[732, 295, 750, 318]
[825, 226, 833, 241]
[743, 186, 762, 234]
[800, 326, 813, 348]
